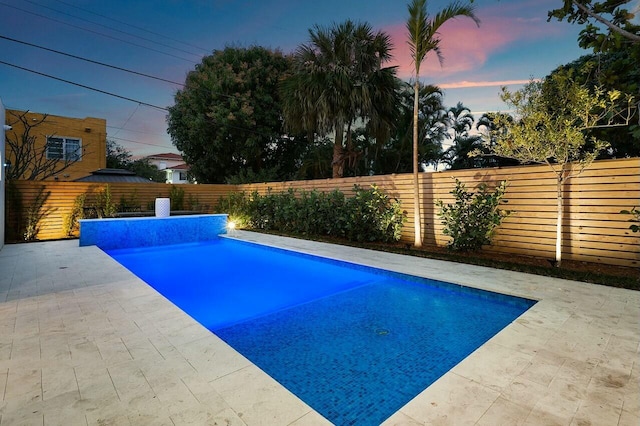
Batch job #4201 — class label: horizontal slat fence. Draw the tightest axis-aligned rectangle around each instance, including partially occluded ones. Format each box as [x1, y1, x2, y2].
[6, 182, 235, 241]
[5, 158, 639, 267]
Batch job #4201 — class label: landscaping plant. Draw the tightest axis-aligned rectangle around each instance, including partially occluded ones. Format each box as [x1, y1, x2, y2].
[215, 185, 405, 243]
[437, 179, 511, 251]
[620, 207, 639, 233]
[23, 185, 52, 241]
[63, 193, 86, 237]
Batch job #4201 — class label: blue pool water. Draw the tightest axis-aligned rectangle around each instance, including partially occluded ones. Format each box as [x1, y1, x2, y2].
[107, 238, 535, 425]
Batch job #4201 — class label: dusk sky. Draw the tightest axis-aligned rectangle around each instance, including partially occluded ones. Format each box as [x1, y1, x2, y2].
[0, 0, 601, 157]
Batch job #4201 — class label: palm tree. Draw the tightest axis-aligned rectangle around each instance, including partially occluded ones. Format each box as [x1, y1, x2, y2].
[441, 102, 482, 169]
[372, 83, 447, 174]
[406, 0, 479, 247]
[281, 20, 400, 178]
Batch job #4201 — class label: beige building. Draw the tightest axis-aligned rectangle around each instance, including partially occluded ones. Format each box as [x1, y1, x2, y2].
[4, 109, 106, 181]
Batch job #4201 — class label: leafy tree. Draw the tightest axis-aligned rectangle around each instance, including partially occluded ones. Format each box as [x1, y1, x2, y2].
[167, 46, 295, 183]
[280, 20, 401, 179]
[4, 110, 81, 180]
[106, 139, 132, 168]
[129, 158, 165, 183]
[547, 54, 640, 152]
[486, 75, 633, 266]
[294, 137, 334, 180]
[105, 140, 165, 182]
[548, 0, 640, 46]
[406, 0, 480, 247]
[473, 112, 520, 168]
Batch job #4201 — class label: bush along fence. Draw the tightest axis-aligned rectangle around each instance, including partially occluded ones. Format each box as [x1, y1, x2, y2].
[5, 158, 640, 267]
[215, 185, 406, 243]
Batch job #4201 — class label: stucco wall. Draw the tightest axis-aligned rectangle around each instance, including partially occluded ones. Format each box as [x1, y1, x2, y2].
[4, 109, 106, 181]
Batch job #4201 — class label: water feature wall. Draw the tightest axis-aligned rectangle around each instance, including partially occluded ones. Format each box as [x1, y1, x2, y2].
[79, 214, 228, 250]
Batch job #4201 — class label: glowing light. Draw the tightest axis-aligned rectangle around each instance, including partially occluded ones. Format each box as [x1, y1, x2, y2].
[227, 221, 236, 230]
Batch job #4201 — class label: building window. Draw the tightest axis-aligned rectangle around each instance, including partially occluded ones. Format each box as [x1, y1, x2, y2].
[46, 136, 82, 161]
[179, 171, 188, 181]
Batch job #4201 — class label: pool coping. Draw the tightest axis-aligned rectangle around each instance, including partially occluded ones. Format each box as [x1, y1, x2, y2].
[0, 231, 638, 425]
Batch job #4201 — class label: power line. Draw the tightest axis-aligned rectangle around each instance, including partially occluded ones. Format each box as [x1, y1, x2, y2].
[111, 104, 140, 138]
[106, 125, 169, 138]
[0, 34, 185, 86]
[0, 2, 198, 63]
[0, 60, 169, 111]
[108, 135, 174, 149]
[51, 0, 211, 54]
[21, 0, 204, 58]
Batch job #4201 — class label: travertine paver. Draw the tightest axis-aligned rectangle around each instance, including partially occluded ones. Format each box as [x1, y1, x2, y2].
[0, 232, 638, 425]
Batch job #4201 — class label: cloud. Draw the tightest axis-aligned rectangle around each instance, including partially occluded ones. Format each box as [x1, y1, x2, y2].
[383, 1, 566, 80]
[438, 79, 538, 89]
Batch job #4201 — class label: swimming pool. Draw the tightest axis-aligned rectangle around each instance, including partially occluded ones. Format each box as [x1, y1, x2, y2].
[107, 238, 535, 425]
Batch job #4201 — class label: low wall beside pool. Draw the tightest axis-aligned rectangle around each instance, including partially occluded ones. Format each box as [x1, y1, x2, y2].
[79, 214, 228, 250]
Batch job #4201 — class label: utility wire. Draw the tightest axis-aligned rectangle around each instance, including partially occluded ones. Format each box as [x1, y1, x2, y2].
[51, 0, 211, 54]
[21, 0, 204, 58]
[109, 135, 174, 149]
[106, 125, 169, 138]
[0, 35, 185, 86]
[0, 2, 198, 63]
[111, 104, 140, 138]
[0, 60, 169, 111]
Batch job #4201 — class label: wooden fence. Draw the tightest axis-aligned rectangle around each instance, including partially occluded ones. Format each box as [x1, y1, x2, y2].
[5, 182, 234, 242]
[6, 158, 640, 267]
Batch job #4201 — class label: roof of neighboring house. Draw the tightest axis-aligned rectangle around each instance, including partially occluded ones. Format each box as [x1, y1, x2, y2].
[168, 163, 190, 171]
[146, 153, 183, 161]
[73, 168, 153, 183]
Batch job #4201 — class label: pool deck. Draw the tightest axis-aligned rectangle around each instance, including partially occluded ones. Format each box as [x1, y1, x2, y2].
[0, 231, 638, 425]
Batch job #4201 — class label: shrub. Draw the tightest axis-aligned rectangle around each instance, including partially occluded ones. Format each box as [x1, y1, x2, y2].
[169, 185, 185, 210]
[23, 185, 52, 241]
[63, 193, 86, 236]
[214, 185, 405, 243]
[345, 185, 405, 242]
[437, 179, 512, 251]
[214, 191, 252, 228]
[118, 191, 141, 213]
[93, 185, 117, 218]
[620, 207, 639, 232]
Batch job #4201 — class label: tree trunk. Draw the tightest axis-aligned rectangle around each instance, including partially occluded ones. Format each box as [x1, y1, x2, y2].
[332, 124, 344, 179]
[412, 80, 422, 247]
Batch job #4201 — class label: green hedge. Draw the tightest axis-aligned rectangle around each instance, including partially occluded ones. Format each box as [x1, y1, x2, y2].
[215, 184, 406, 243]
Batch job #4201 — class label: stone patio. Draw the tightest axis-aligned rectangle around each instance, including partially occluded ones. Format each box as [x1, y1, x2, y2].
[0, 231, 638, 425]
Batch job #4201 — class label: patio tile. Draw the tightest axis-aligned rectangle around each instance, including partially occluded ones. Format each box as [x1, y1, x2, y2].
[0, 235, 638, 425]
[4, 366, 42, 406]
[522, 392, 581, 426]
[74, 365, 118, 402]
[387, 372, 500, 425]
[41, 366, 79, 402]
[476, 396, 531, 426]
[451, 341, 533, 391]
[210, 364, 314, 426]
